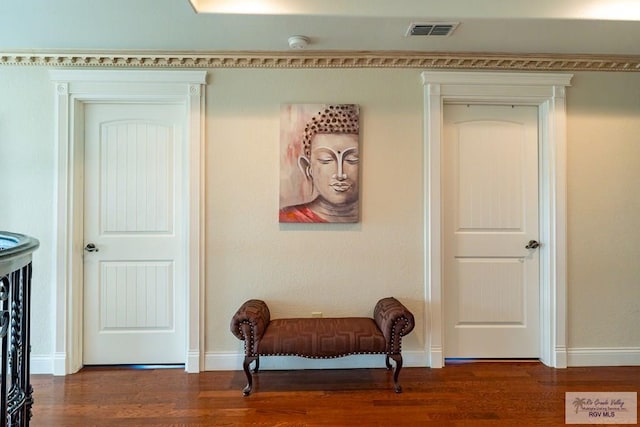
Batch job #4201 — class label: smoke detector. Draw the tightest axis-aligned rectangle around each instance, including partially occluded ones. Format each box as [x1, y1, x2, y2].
[405, 22, 459, 37]
[288, 35, 310, 49]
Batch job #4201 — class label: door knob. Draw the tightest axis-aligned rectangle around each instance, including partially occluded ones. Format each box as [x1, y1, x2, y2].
[525, 240, 540, 249]
[84, 243, 99, 253]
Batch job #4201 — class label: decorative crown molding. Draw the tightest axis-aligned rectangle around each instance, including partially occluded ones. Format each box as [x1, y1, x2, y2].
[1, 50, 640, 72]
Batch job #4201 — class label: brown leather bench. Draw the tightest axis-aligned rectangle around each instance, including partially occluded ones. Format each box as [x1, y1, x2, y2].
[230, 297, 415, 395]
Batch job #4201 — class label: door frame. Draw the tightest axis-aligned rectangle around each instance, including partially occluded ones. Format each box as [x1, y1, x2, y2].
[422, 71, 573, 368]
[50, 70, 206, 375]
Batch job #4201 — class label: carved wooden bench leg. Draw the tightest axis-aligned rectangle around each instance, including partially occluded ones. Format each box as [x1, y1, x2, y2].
[242, 356, 258, 396]
[387, 354, 404, 393]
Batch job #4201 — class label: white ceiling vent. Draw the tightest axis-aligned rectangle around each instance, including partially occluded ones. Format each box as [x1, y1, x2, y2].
[405, 22, 459, 37]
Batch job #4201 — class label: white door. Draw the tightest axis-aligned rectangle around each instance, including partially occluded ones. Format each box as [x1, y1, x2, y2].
[443, 104, 540, 358]
[83, 102, 186, 365]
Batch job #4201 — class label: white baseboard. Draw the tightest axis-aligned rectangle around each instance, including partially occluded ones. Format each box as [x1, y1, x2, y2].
[30, 354, 54, 374]
[31, 348, 639, 374]
[568, 347, 640, 367]
[428, 347, 444, 368]
[185, 351, 201, 373]
[31, 353, 71, 375]
[205, 351, 242, 371]
[554, 346, 568, 369]
[52, 352, 69, 375]
[205, 350, 429, 371]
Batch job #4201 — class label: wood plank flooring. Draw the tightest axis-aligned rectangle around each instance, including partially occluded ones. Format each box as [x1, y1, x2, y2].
[30, 362, 639, 426]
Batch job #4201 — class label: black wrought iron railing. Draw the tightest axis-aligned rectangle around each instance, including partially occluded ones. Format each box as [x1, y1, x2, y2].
[0, 232, 39, 427]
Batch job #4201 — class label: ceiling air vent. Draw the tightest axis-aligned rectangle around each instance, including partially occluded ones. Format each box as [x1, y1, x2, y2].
[405, 22, 459, 37]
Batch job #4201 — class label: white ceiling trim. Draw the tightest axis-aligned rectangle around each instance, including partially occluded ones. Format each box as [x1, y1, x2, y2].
[2, 51, 640, 72]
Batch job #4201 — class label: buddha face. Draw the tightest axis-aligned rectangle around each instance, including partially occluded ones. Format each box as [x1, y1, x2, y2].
[304, 133, 359, 206]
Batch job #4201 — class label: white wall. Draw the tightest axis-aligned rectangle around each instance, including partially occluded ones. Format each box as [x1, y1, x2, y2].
[0, 67, 55, 367]
[565, 72, 640, 365]
[204, 69, 426, 360]
[1, 67, 639, 372]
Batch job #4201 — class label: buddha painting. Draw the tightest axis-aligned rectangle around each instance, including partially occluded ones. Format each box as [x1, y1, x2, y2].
[279, 104, 360, 223]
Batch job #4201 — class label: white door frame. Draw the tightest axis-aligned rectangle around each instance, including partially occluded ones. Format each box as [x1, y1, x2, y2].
[50, 70, 206, 375]
[422, 71, 573, 368]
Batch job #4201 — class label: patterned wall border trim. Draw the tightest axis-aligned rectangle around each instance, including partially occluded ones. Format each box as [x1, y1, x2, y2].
[1, 51, 640, 71]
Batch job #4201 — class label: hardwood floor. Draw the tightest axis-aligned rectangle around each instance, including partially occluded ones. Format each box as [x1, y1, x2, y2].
[30, 362, 639, 426]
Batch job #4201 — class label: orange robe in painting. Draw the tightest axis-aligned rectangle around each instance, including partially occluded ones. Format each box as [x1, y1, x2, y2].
[279, 205, 327, 223]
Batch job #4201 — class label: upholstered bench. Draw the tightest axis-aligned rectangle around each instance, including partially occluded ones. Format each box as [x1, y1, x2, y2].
[230, 297, 415, 395]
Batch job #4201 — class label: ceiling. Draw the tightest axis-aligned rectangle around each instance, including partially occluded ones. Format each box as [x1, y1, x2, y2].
[1, 0, 640, 56]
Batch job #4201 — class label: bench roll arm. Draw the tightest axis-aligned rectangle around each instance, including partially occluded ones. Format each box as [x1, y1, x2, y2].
[374, 297, 415, 355]
[230, 299, 271, 357]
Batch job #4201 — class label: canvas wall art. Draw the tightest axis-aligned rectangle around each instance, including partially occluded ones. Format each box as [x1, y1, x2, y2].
[279, 104, 360, 223]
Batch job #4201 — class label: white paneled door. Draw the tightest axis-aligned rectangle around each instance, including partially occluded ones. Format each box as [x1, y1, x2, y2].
[443, 104, 540, 358]
[83, 102, 186, 365]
